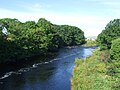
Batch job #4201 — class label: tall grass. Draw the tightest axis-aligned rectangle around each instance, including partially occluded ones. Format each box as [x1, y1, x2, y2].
[71, 49, 120, 90]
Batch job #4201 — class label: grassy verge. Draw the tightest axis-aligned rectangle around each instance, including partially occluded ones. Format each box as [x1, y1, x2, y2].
[71, 49, 120, 90]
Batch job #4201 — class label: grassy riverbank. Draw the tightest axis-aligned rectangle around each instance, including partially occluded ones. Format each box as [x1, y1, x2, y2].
[71, 48, 120, 90]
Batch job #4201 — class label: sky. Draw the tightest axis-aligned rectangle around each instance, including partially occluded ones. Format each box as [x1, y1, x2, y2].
[0, 0, 120, 37]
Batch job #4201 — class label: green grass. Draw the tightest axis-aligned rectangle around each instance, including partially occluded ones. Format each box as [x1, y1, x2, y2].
[71, 49, 120, 90]
[83, 40, 97, 47]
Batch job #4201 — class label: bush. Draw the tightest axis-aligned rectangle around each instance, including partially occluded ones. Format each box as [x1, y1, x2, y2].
[110, 38, 120, 61]
[107, 38, 120, 89]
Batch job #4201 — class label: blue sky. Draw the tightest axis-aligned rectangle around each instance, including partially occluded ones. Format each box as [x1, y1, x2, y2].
[0, 0, 120, 36]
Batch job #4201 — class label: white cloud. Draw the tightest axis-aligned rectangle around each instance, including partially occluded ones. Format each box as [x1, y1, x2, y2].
[34, 3, 42, 8]
[17, 2, 51, 13]
[103, 2, 120, 6]
[89, 0, 120, 6]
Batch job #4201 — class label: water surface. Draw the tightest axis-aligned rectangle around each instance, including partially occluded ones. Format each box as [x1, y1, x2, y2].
[0, 46, 96, 90]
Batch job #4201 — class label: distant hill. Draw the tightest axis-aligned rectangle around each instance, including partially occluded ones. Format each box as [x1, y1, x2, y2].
[86, 36, 97, 39]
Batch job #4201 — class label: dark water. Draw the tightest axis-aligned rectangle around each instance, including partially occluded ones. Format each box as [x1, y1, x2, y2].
[0, 46, 96, 90]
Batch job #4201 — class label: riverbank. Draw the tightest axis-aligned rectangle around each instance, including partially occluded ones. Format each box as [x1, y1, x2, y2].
[71, 48, 120, 90]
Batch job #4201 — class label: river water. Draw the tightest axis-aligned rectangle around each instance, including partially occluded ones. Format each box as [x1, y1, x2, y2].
[0, 46, 96, 90]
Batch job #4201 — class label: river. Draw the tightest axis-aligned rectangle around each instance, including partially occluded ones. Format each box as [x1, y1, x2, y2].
[0, 46, 96, 90]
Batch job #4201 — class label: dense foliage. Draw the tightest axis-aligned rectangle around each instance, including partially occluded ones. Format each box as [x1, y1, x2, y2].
[71, 49, 120, 90]
[0, 18, 85, 63]
[56, 25, 85, 46]
[109, 38, 120, 79]
[72, 19, 120, 90]
[110, 38, 120, 61]
[97, 19, 120, 50]
[97, 19, 120, 87]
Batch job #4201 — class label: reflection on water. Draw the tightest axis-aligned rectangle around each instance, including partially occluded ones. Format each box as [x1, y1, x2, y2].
[0, 46, 97, 90]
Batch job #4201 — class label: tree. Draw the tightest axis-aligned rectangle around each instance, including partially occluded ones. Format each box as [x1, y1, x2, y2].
[97, 19, 120, 50]
[0, 18, 85, 63]
[55, 25, 85, 46]
[110, 38, 120, 61]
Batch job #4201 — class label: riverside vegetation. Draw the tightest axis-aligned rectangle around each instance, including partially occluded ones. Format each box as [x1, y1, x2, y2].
[0, 18, 85, 64]
[71, 19, 120, 90]
[83, 39, 97, 47]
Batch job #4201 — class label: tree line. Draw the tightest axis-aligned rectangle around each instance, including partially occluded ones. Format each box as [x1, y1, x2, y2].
[97, 19, 120, 60]
[97, 19, 120, 89]
[71, 19, 120, 90]
[0, 18, 85, 63]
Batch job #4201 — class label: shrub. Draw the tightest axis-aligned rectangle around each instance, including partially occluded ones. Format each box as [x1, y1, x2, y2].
[110, 38, 120, 61]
